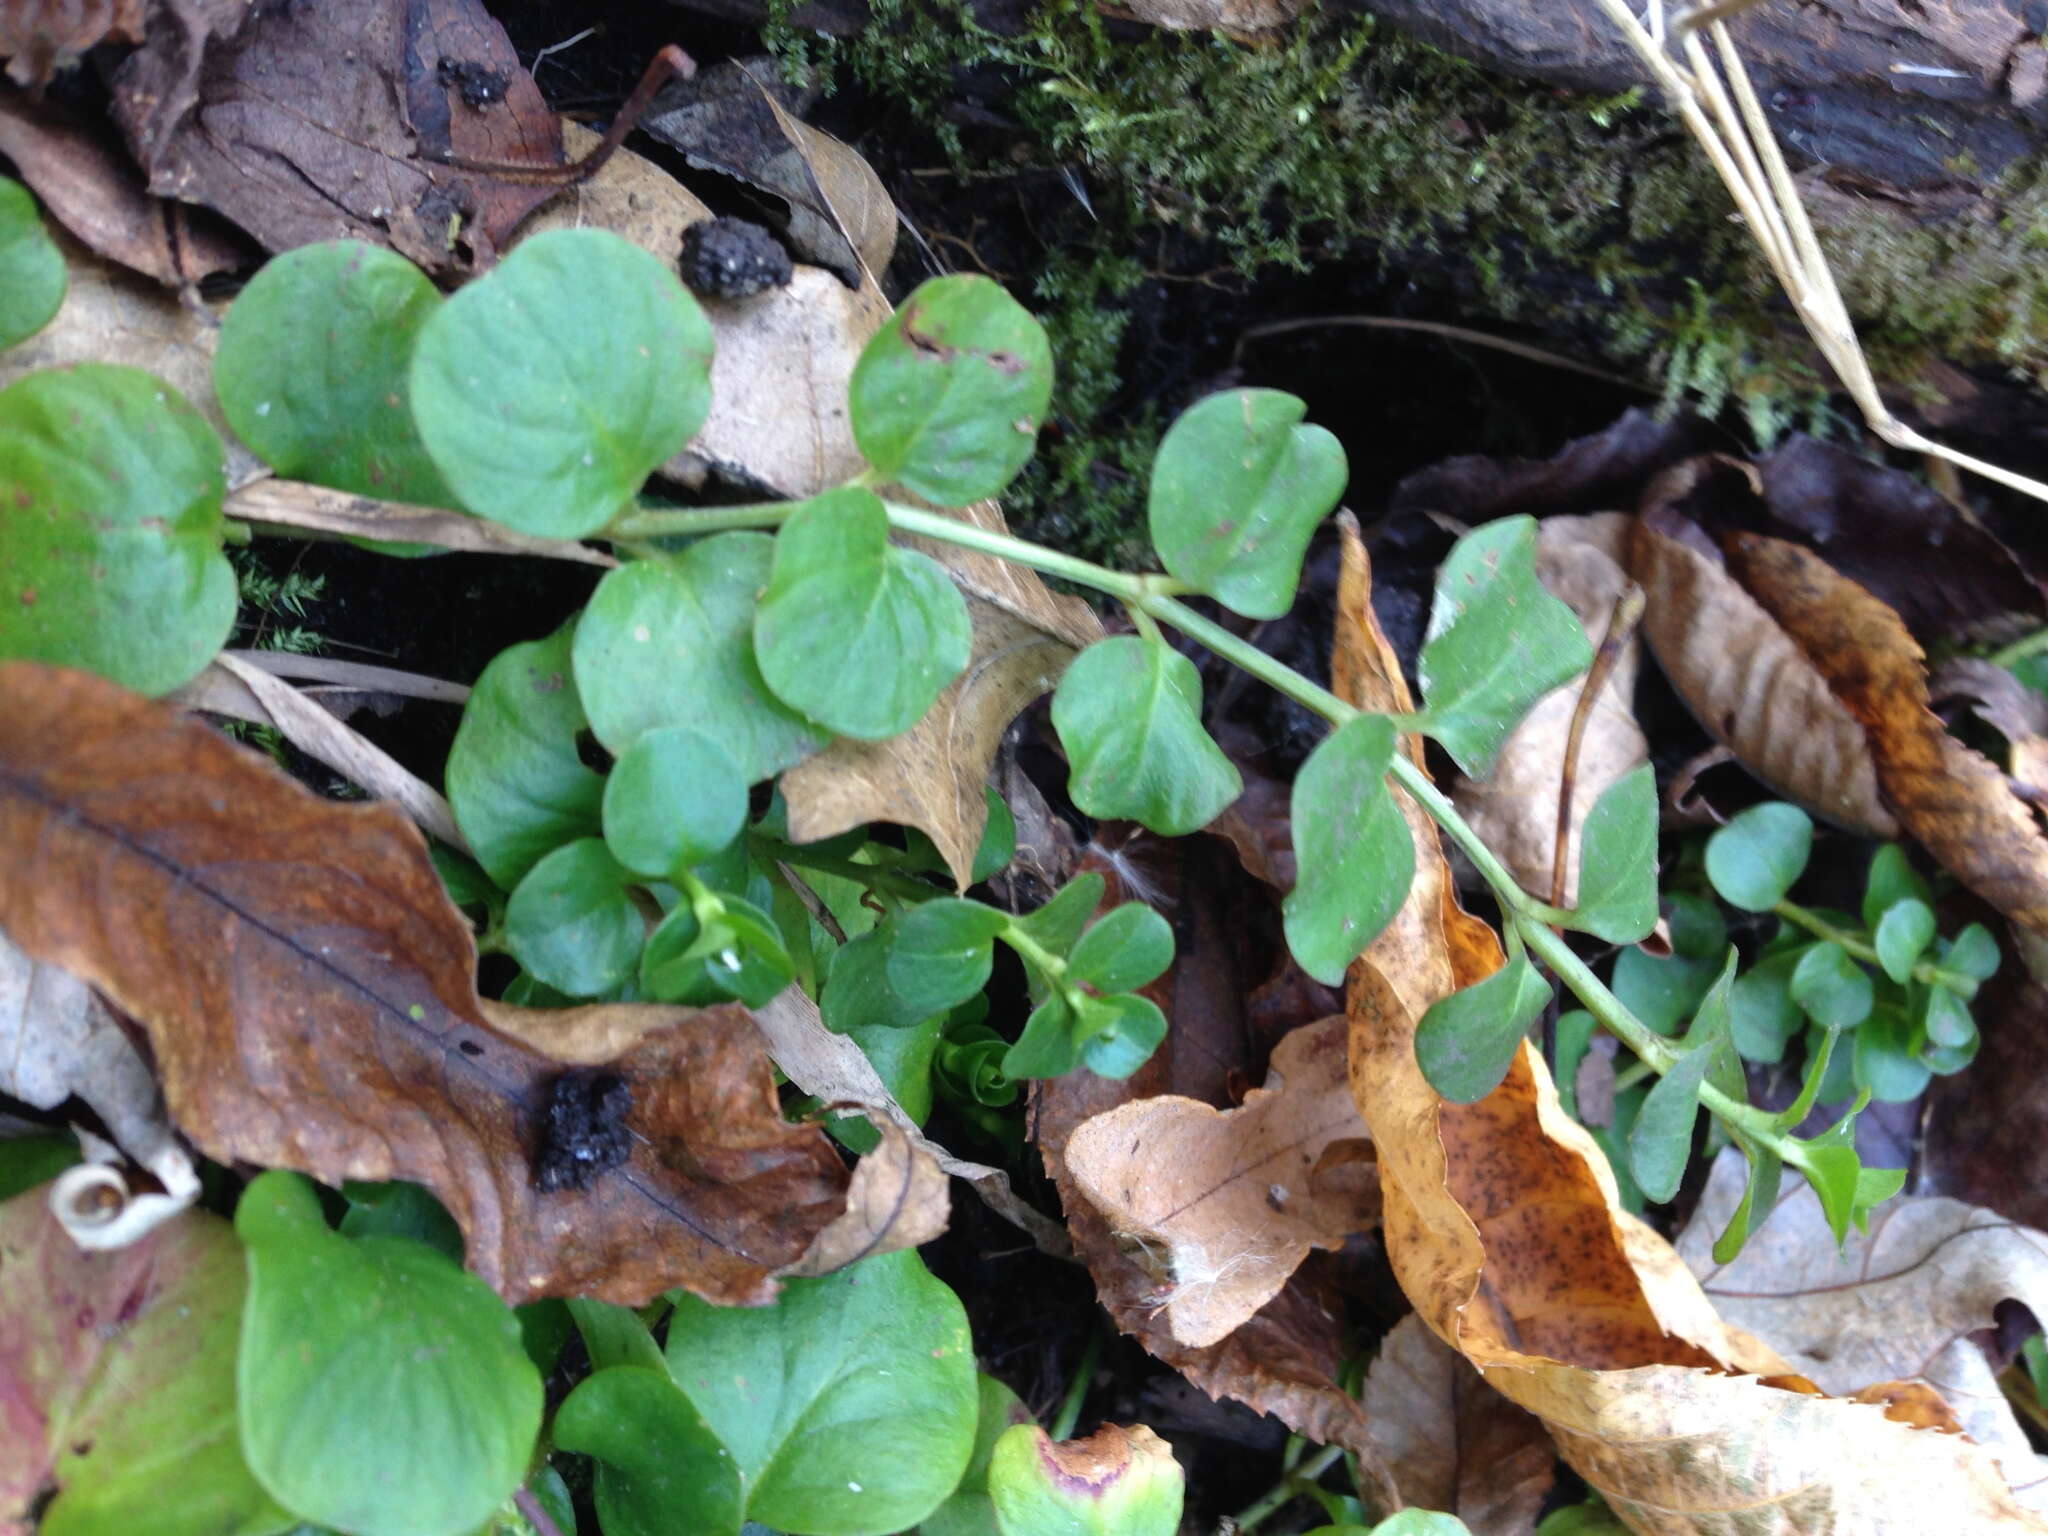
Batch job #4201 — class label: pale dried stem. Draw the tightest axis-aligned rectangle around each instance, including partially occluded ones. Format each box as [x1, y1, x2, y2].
[1588, 0, 2048, 505]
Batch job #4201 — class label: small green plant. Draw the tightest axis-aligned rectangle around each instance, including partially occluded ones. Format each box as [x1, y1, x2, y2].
[0, 174, 1928, 1534]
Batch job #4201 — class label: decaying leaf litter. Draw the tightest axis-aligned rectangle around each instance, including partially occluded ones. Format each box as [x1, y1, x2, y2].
[9, 1, 2048, 1533]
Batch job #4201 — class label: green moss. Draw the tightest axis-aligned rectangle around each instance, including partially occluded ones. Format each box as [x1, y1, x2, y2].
[773, 0, 2048, 545]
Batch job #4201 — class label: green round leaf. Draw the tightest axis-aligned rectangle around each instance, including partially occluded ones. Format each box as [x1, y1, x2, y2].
[971, 786, 1017, 884]
[215, 240, 456, 505]
[0, 176, 64, 349]
[1414, 955, 1552, 1105]
[1921, 983, 1976, 1050]
[1051, 635, 1241, 836]
[888, 898, 1007, 1017]
[505, 838, 644, 997]
[1942, 922, 2001, 989]
[603, 727, 747, 877]
[755, 487, 972, 738]
[554, 1366, 743, 1536]
[922, 1374, 1035, 1536]
[1608, 894, 1728, 1035]
[1570, 764, 1659, 943]
[848, 274, 1052, 505]
[1860, 844, 1930, 931]
[821, 924, 929, 1033]
[1872, 898, 1935, 985]
[1147, 388, 1347, 620]
[1853, 1007, 1932, 1103]
[1788, 941, 1872, 1029]
[0, 365, 233, 694]
[412, 227, 712, 537]
[1283, 715, 1412, 985]
[664, 1249, 978, 1535]
[1729, 950, 1802, 1064]
[446, 622, 606, 890]
[1704, 802, 1812, 912]
[574, 533, 829, 779]
[1418, 517, 1593, 777]
[1002, 995, 1078, 1080]
[1067, 904, 1174, 995]
[236, 1171, 541, 1536]
[1075, 992, 1168, 1079]
[1015, 873, 1106, 960]
[1629, 1035, 1716, 1204]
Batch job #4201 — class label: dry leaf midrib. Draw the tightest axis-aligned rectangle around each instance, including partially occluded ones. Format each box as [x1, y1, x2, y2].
[1, 765, 766, 1263]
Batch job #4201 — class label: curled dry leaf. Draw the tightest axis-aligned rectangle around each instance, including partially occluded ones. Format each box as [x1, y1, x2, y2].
[1064, 1015, 1377, 1348]
[1454, 513, 1646, 905]
[1336, 527, 2048, 1532]
[1728, 533, 2048, 936]
[0, 0, 143, 90]
[224, 476, 618, 565]
[1362, 1314, 1556, 1536]
[0, 661, 851, 1307]
[0, 928, 197, 1248]
[1932, 658, 2048, 797]
[1628, 462, 1897, 837]
[780, 1117, 950, 1278]
[1678, 1148, 2048, 1510]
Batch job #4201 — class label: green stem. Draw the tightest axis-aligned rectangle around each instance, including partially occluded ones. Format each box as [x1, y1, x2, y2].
[1989, 628, 2048, 669]
[1232, 1444, 1346, 1533]
[751, 838, 941, 904]
[606, 501, 792, 540]
[1049, 1327, 1103, 1441]
[1774, 898, 1967, 991]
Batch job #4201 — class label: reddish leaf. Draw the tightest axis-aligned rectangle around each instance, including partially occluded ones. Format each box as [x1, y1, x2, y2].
[111, 0, 564, 275]
[0, 662, 847, 1306]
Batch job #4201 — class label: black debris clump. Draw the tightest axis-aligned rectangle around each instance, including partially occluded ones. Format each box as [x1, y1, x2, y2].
[532, 1069, 633, 1192]
[679, 217, 793, 299]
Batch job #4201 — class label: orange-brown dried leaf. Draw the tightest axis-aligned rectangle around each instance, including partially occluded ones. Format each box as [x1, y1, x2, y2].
[1628, 464, 1896, 837]
[1728, 533, 2048, 936]
[0, 662, 848, 1307]
[1335, 532, 2048, 1533]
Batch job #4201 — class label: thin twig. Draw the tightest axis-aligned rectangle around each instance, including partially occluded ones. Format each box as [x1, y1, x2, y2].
[1235, 315, 1645, 392]
[513, 1486, 566, 1536]
[1550, 584, 1648, 908]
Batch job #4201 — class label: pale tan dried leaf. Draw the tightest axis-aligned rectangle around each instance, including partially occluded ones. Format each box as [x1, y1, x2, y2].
[782, 1117, 949, 1277]
[742, 65, 898, 287]
[1455, 513, 1646, 905]
[1064, 1015, 1376, 1347]
[0, 224, 262, 487]
[1363, 1314, 1555, 1536]
[1113, 0, 1307, 37]
[188, 653, 466, 851]
[224, 477, 616, 566]
[1678, 1147, 2048, 1510]
[748, 985, 1071, 1257]
[1629, 505, 1897, 837]
[0, 928, 196, 1248]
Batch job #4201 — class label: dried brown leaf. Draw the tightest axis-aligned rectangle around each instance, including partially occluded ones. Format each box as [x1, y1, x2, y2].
[0, 95, 246, 286]
[1629, 467, 1897, 837]
[0, 662, 850, 1306]
[1362, 1314, 1555, 1536]
[1064, 1015, 1377, 1348]
[113, 0, 563, 275]
[224, 476, 617, 565]
[0, 0, 142, 90]
[1678, 1147, 2048, 1509]
[1455, 513, 1646, 904]
[1338, 523, 2048, 1533]
[782, 1117, 950, 1277]
[1729, 532, 2048, 936]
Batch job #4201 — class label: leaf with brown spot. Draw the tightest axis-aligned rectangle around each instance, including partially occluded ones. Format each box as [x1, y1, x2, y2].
[1338, 524, 2048, 1533]
[1362, 1314, 1555, 1536]
[1454, 513, 1647, 906]
[0, 661, 850, 1307]
[1678, 1147, 2048, 1511]
[1727, 532, 2048, 936]
[1063, 1015, 1377, 1348]
[1628, 460, 1897, 837]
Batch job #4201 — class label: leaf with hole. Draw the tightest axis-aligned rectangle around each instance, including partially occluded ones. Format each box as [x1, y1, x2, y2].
[603, 728, 747, 878]
[1570, 764, 1658, 943]
[1283, 714, 1413, 986]
[0, 176, 63, 349]
[215, 240, 456, 507]
[1417, 517, 1593, 777]
[574, 532, 829, 779]
[1705, 802, 1813, 912]
[236, 1171, 542, 1536]
[412, 228, 712, 537]
[663, 1249, 978, 1534]
[755, 487, 972, 739]
[446, 622, 605, 890]
[1052, 636, 1241, 837]
[1414, 954, 1552, 1105]
[1147, 388, 1347, 620]
[0, 366, 234, 695]
[848, 274, 1052, 505]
